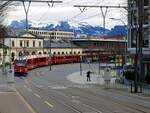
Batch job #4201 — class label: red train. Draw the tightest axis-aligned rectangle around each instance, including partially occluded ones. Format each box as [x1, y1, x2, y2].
[14, 55, 80, 76]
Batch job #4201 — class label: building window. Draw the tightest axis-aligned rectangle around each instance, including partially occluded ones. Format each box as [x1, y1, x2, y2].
[58, 52, 60, 55]
[26, 41, 29, 47]
[33, 41, 35, 47]
[62, 52, 64, 54]
[20, 40, 23, 47]
[39, 41, 41, 47]
[12, 41, 15, 47]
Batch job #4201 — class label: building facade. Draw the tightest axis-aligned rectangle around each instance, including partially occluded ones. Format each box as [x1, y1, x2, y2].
[72, 37, 126, 61]
[0, 28, 126, 65]
[128, 0, 150, 49]
[128, 0, 150, 79]
[29, 29, 74, 40]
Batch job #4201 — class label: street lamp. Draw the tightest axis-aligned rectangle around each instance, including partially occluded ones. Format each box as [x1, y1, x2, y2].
[109, 18, 128, 65]
[49, 36, 52, 71]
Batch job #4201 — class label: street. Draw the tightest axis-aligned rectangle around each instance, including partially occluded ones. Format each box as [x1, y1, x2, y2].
[15, 63, 150, 113]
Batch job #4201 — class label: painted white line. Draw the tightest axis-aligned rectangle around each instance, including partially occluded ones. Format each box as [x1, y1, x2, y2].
[44, 101, 54, 108]
[27, 88, 33, 92]
[16, 90, 37, 113]
[24, 85, 27, 88]
[0, 92, 16, 94]
[34, 93, 41, 99]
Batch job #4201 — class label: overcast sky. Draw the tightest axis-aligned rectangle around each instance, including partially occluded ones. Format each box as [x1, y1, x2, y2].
[5, 0, 127, 29]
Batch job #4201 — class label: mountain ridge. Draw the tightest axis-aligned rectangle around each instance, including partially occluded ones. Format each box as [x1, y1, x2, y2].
[8, 20, 127, 37]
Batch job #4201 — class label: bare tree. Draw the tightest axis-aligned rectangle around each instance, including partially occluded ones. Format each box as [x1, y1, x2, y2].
[0, 1, 15, 25]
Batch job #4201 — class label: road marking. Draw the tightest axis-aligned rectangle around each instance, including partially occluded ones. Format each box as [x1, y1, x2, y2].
[44, 101, 54, 108]
[48, 86, 67, 89]
[0, 92, 16, 94]
[24, 85, 27, 88]
[16, 90, 37, 113]
[27, 88, 33, 92]
[34, 93, 41, 99]
[37, 85, 43, 88]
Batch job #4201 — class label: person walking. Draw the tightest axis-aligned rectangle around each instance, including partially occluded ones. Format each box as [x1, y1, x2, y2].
[86, 70, 91, 82]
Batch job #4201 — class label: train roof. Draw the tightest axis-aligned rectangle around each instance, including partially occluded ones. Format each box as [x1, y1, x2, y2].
[16, 55, 49, 60]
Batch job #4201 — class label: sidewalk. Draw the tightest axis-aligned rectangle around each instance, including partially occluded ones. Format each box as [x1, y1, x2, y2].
[67, 70, 116, 85]
[0, 67, 36, 113]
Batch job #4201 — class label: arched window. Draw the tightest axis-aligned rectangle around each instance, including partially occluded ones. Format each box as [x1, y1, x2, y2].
[53, 52, 56, 55]
[74, 51, 76, 54]
[32, 51, 36, 55]
[18, 51, 23, 56]
[39, 52, 42, 55]
[44, 52, 47, 54]
[58, 52, 60, 55]
[25, 51, 29, 56]
[66, 52, 68, 54]
[11, 52, 15, 59]
[62, 52, 64, 55]
[78, 51, 80, 54]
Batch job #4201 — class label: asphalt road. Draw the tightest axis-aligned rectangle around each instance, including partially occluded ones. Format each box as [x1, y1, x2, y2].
[15, 63, 150, 113]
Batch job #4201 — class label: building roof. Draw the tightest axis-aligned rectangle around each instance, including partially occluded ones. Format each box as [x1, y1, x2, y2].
[44, 39, 79, 48]
[3, 28, 42, 39]
[72, 37, 126, 42]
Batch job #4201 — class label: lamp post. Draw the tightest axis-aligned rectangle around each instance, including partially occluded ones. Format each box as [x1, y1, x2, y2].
[109, 18, 128, 65]
[49, 36, 52, 71]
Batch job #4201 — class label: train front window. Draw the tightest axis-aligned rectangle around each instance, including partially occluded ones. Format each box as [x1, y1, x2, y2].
[15, 60, 26, 66]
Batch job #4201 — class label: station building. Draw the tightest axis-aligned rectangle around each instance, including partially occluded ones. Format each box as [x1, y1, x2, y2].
[0, 28, 126, 64]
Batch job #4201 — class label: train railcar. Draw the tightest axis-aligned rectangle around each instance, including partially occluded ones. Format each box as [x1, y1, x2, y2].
[14, 54, 80, 76]
[14, 57, 28, 76]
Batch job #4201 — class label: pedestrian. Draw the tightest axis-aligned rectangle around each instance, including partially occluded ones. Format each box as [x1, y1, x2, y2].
[86, 70, 91, 82]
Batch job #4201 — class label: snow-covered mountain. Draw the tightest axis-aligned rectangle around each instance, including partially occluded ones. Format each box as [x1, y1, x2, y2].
[8, 20, 127, 37]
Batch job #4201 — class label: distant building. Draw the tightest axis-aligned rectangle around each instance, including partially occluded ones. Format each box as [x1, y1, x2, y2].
[128, 0, 150, 76]
[128, 0, 150, 49]
[72, 36, 126, 61]
[29, 29, 74, 40]
[43, 40, 82, 56]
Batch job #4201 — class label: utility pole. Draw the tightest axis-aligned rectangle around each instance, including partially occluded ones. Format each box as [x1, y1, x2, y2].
[2, 0, 62, 68]
[74, 5, 127, 35]
[74, 5, 127, 75]
[134, 0, 144, 93]
[1, 0, 63, 32]
[49, 35, 52, 71]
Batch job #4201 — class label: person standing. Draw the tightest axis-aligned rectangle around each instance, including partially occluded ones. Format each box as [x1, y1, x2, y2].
[86, 71, 91, 82]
